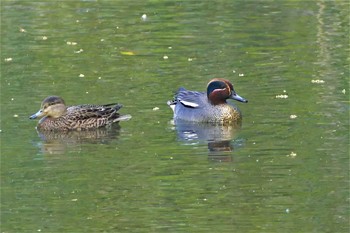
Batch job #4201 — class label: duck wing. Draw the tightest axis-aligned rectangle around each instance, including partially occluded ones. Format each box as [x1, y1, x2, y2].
[67, 103, 123, 121]
[168, 88, 205, 109]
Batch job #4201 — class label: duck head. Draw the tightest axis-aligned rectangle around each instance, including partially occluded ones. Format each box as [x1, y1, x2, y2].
[29, 96, 67, 119]
[207, 78, 248, 105]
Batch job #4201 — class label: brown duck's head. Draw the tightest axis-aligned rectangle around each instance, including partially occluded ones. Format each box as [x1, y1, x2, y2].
[30, 96, 67, 119]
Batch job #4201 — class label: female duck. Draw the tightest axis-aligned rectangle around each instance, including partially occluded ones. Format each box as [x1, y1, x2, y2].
[30, 96, 131, 131]
[167, 78, 248, 123]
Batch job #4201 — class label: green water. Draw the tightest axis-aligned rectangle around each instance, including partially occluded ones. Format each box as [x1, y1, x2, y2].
[1, 1, 349, 232]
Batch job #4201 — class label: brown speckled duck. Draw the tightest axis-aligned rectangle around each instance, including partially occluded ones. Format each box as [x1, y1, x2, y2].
[29, 96, 131, 131]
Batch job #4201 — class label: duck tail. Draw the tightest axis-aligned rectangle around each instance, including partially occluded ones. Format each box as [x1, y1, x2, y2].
[103, 103, 123, 111]
[113, 104, 123, 111]
[114, 114, 132, 122]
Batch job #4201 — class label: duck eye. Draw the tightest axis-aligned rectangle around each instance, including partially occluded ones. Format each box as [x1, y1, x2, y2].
[43, 103, 51, 109]
[47, 101, 58, 107]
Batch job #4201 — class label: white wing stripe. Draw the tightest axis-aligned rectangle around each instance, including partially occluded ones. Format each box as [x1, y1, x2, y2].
[180, 100, 199, 108]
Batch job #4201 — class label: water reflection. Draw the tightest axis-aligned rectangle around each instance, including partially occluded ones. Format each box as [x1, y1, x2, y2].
[172, 120, 242, 162]
[34, 125, 121, 155]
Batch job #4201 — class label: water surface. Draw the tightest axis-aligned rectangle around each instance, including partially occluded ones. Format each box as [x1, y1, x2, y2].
[1, 1, 349, 232]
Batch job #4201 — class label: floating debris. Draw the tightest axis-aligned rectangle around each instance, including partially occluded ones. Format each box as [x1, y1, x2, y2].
[287, 152, 297, 158]
[67, 41, 78, 45]
[276, 94, 288, 99]
[74, 49, 84, 54]
[4, 57, 12, 62]
[342, 89, 346, 94]
[42, 36, 48, 40]
[239, 73, 244, 77]
[168, 46, 172, 49]
[311, 79, 325, 84]
[290, 114, 297, 119]
[79, 74, 85, 77]
[141, 14, 147, 21]
[152, 107, 159, 111]
[120, 51, 135, 56]
[13, 114, 18, 118]
[19, 27, 26, 32]
[188, 58, 193, 62]
[163, 55, 168, 60]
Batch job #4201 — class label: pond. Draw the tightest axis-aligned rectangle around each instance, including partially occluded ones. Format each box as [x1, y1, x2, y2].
[1, 1, 349, 232]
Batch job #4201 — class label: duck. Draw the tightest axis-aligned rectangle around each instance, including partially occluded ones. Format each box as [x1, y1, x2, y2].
[29, 96, 131, 131]
[167, 78, 248, 123]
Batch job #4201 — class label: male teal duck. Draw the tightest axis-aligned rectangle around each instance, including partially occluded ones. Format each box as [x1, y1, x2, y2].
[167, 78, 248, 123]
[30, 96, 131, 131]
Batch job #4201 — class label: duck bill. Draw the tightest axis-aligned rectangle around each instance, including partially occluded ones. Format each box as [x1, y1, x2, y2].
[231, 93, 248, 103]
[29, 110, 44, 119]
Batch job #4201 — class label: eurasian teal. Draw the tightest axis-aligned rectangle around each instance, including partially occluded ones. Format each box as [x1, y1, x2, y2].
[30, 96, 131, 131]
[167, 78, 248, 123]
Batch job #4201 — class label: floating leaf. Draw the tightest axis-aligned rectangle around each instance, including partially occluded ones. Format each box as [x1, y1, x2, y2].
[121, 51, 135, 56]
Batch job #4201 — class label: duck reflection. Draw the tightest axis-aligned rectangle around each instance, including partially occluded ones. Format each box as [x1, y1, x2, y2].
[34, 125, 121, 155]
[172, 119, 242, 162]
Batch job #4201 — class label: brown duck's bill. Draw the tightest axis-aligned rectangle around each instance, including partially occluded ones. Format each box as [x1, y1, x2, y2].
[231, 93, 248, 103]
[29, 110, 43, 119]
